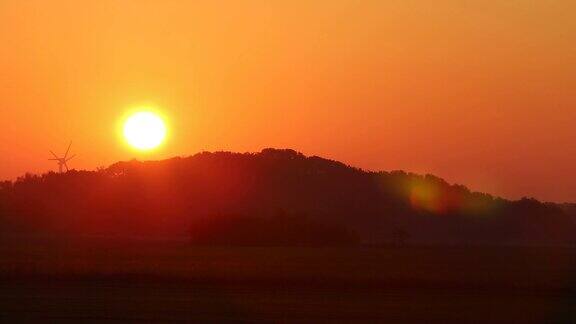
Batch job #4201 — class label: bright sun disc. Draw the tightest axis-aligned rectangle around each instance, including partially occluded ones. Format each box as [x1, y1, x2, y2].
[123, 111, 166, 150]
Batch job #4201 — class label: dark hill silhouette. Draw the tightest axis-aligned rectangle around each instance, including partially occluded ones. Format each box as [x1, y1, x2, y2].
[0, 148, 574, 246]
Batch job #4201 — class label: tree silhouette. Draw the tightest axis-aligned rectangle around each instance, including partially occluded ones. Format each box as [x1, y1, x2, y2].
[0, 148, 574, 246]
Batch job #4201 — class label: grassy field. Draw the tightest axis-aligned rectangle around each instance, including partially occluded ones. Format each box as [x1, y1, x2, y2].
[1, 242, 576, 322]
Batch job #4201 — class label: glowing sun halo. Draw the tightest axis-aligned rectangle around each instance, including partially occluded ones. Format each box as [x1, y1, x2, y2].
[123, 111, 167, 150]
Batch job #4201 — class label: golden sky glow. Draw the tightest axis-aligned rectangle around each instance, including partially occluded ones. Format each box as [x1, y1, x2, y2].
[0, 1, 575, 201]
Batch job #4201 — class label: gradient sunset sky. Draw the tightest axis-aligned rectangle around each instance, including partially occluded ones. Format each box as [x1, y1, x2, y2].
[0, 1, 575, 202]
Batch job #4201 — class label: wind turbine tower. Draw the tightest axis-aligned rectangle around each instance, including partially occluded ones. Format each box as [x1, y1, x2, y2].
[49, 142, 75, 173]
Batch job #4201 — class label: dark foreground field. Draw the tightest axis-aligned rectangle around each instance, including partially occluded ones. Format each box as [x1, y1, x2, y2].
[1, 242, 576, 322]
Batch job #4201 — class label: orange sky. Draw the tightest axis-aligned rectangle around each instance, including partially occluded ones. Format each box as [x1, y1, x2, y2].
[0, 0, 575, 202]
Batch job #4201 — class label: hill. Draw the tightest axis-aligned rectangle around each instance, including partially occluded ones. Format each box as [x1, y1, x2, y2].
[0, 148, 574, 246]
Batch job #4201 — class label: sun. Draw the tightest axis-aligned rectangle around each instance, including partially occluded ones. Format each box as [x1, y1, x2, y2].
[123, 111, 167, 150]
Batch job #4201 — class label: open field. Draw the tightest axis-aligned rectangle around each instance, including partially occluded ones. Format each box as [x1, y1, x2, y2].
[1, 242, 576, 322]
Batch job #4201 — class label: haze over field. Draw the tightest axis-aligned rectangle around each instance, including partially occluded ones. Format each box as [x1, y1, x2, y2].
[1, 1, 575, 202]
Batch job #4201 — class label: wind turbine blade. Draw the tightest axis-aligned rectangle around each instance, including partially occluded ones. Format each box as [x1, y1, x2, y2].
[49, 150, 59, 159]
[66, 155, 76, 162]
[64, 141, 72, 159]
[48, 158, 60, 161]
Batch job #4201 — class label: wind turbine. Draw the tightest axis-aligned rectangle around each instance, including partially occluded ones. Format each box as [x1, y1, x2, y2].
[49, 142, 75, 173]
